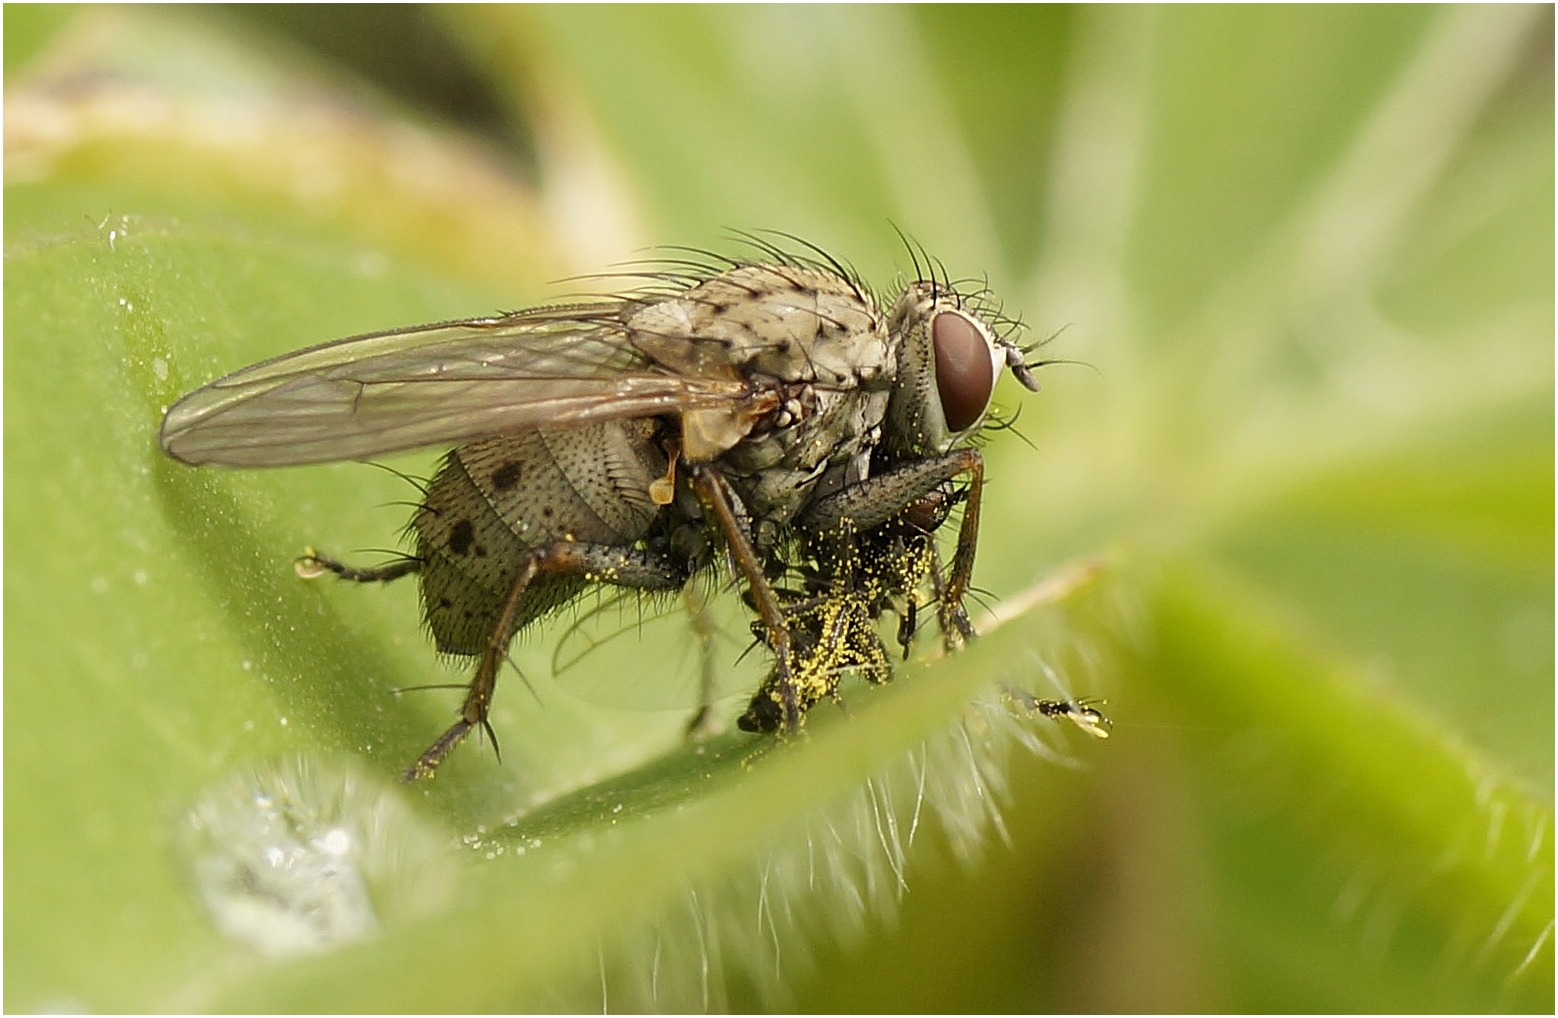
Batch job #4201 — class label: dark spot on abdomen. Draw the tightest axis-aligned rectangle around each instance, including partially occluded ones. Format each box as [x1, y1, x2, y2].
[491, 461, 522, 491]
[448, 518, 474, 556]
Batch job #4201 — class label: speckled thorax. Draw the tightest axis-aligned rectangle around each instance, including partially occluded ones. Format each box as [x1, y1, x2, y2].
[627, 263, 897, 536]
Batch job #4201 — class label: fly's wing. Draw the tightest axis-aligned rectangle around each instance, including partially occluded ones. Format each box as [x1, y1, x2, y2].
[159, 304, 752, 467]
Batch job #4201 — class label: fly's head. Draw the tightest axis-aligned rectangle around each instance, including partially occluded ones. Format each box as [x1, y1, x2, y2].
[881, 281, 1040, 462]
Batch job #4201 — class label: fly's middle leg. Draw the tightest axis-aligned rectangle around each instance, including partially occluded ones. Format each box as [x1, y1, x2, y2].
[681, 581, 725, 739]
[689, 465, 805, 732]
[403, 541, 684, 781]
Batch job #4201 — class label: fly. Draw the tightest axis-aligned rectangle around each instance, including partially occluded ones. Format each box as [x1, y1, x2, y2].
[158, 235, 1047, 780]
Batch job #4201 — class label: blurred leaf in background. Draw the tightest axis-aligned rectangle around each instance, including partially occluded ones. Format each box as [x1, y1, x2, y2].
[4, 4, 1550, 1012]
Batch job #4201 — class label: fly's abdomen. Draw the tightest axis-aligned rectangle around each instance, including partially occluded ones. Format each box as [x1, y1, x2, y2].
[414, 421, 669, 655]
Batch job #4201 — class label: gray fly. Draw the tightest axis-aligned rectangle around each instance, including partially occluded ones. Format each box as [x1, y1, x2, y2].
[158, 236, 1046, 780]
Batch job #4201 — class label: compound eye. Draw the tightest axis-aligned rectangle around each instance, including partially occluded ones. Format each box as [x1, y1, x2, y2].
[932, 311, 996, 433]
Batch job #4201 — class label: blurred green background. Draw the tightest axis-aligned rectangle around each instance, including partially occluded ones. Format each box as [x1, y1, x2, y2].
[5, 4, 1551, 1012]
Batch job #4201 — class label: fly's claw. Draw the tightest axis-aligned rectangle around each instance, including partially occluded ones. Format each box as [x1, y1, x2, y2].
[294, 547, 329, 579]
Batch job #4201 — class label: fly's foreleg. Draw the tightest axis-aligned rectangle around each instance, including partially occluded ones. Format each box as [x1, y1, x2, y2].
[799, 447, 984, 650]
[403, 542, 684, 782]
[938, 453, 983, 647]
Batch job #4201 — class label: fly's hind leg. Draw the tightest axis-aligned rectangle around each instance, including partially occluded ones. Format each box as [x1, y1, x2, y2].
[689, 465, 807, 733]
[404, 541, 684, 782]
[295, 547, 422, 583]
[681, 581, 725, 739]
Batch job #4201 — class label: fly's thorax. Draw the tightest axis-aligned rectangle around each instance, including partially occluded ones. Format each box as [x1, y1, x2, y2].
[716, 380, 893, 535]
[630, 264, 888, 384]
[629, 264, 895, 463]
[412, 421, 669, 654]
[882, 282, 1007, 460]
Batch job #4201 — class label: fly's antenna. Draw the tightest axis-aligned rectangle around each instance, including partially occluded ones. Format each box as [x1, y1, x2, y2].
[1001, 342, 1043, 392]
[997, 323, 1094, 393]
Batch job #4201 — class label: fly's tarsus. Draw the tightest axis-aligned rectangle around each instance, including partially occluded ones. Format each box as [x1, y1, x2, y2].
[403, 718, 477, 783]
[295, 548, 422, 583]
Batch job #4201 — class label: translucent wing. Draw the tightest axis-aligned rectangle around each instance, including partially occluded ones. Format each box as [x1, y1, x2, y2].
[159, 303, 752, 467]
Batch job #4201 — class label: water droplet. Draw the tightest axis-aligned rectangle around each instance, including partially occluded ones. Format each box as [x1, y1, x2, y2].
[152, 357, 168, 381]
[181, 757, 457, 957]
[318, 827, 351, 856]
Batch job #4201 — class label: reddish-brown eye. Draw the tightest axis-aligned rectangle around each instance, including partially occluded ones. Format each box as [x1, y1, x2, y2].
[932, 311, 995, 433]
